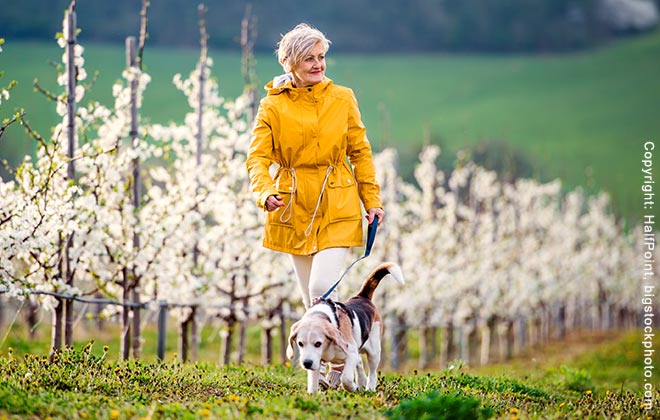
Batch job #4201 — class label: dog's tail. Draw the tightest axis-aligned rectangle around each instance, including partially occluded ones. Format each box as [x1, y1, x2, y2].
[356, 262, 405, 300]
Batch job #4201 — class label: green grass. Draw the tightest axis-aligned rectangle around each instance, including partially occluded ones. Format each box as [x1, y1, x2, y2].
[2, 30, 660, 221]
[1, 312, 279, 366]
[0, 331, 655, 419]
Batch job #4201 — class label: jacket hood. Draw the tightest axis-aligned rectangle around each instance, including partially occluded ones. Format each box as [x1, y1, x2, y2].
[264, 73, 333, 96]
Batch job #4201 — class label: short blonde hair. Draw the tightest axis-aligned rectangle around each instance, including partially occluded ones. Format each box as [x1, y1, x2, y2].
[277, 23, 331, 73]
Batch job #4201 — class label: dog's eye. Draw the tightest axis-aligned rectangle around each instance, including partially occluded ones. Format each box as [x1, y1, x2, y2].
[314, 341, 322, 348]
[297, 341, 304, 348]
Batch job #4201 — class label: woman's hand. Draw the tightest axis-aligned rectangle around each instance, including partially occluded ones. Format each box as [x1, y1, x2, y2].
[265, 194, 285, 212]
[366, 207, 385, 226]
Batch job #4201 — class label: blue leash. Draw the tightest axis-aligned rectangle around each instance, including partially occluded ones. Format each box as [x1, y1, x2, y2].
[319, 215, 379, 300]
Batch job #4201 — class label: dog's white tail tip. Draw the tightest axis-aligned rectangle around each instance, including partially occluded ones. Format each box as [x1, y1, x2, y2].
[387, 263, 405, 285]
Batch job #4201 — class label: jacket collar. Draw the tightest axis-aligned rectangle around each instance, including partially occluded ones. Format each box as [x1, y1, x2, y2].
[265, 74, 333, 101]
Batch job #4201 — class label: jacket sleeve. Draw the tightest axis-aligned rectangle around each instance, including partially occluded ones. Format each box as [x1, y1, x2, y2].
[246, 103, 279, 209]
[345, 89, 383, 211]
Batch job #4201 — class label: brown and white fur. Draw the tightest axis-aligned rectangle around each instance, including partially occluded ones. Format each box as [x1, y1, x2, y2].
[287, 262, 405, 393]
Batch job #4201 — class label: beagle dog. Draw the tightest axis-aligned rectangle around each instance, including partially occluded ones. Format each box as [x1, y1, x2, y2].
[287, 262, 405, 393]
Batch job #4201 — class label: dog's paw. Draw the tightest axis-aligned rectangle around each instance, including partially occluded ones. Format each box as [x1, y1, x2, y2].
[341, 378, 358, 392]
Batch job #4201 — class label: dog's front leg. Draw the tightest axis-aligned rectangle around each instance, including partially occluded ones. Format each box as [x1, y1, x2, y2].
[340, 351, 359, 392]
[307, 369, 320, 393]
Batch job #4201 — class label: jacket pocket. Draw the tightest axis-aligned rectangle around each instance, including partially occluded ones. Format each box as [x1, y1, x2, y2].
[326, 173, 361, 223]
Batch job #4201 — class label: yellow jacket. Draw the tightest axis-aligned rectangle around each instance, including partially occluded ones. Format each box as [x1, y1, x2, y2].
[246, 76, 382, 255]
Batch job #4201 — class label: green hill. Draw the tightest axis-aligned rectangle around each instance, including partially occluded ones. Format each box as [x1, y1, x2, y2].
[1, 30, 659, 222]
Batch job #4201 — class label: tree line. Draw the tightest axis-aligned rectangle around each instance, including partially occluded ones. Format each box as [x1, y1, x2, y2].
[2, 0, 658, 53]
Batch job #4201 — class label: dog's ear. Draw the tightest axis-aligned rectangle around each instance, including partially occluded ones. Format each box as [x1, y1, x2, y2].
[286, 320, 301, 360]
[324, 324, 349, 358]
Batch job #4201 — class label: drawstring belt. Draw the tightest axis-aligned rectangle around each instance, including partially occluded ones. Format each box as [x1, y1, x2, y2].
[279, 166, 334, 237]
[278, 168, 297, 224]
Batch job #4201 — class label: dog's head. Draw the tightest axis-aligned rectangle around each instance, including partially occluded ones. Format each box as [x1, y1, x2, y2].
[286, 316, 349, 370]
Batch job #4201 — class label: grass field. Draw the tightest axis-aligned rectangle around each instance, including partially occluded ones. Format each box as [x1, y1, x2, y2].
[0, 328, 655, 419]
[2, 30, 660, 221]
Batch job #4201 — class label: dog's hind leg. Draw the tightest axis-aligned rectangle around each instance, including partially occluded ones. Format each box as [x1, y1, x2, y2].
[355, 356, 367, 389]
[363, 325, 382, 390]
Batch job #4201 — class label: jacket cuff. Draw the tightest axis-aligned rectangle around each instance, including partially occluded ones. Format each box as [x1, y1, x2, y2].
[363, 200, 383, 212]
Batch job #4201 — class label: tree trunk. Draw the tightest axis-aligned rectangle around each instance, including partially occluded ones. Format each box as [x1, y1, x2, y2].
[190, 307, 198, 363]
[497, 320, 513, 361]
[179, 314, 190, 362]
[238, 319, 247, 365]
[222, 318, 235, 366]
[63, 6, 77, 350]
[389, 313, 399, 369]
[458, 323, 475, 365]
[389, 314, 407, 369]
[479, 318, 493, 366]
[429, 326, 438, 363]
[120, 267, 131, 360]
[131, 289, 141, 359]
[602, 302, 612, 331]
[126, 35, 143, 361]
[515, 316, 526, 356]
[25, 300, 40, 340]
[261, 326, 273, 365]
[555, 304, 566, 339]
[531, 317, 542, 347]
[63, 279, 74, 347]
[419, 323, 429, 369]
[50, 297, 63, 357]
[94, 292, 105, 332]
[279, 314, 288, 364]
[398, 315, 409, 367]
[440, 323, 454, 368]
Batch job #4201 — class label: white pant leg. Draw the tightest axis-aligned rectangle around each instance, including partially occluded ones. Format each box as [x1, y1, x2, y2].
[289, 247, 349, 308]
[289, 253, 313, 309]
[309, 247, 349, 303]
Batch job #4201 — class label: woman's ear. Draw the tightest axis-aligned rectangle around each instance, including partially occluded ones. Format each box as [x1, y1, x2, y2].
[280, 57, 291, 73]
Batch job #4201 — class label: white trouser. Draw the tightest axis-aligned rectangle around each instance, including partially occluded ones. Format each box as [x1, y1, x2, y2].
[289, 247, 349, 309]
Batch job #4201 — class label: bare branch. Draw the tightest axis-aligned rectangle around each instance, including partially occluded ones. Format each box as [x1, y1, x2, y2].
[33, 79, 59, 103]
[0, 109, 25, 140]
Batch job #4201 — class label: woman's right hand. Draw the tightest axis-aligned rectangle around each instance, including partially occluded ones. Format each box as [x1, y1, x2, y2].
[265, 194, 285, 212]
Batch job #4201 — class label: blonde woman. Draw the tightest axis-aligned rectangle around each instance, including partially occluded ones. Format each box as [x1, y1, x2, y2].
[246, 23, 384, 388]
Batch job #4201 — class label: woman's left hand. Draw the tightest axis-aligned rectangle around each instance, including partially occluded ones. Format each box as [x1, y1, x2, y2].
[366, 208, 385, 226]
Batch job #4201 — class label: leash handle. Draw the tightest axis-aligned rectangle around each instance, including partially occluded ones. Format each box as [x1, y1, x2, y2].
[364, 215, 378, 257]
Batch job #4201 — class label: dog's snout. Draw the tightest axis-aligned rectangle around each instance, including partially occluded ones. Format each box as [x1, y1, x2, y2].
[302, 359, 314, 369]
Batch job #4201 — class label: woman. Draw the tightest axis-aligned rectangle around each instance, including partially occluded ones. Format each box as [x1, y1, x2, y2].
[246, 23, 384, 312]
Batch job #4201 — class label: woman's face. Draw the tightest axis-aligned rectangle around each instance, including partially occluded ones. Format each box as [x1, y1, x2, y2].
[291, 42, 326, 88]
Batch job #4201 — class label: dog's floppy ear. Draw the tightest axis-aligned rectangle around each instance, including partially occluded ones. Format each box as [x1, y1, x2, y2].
[286, 320, 301, 360]
[324, 324, 350, 358]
